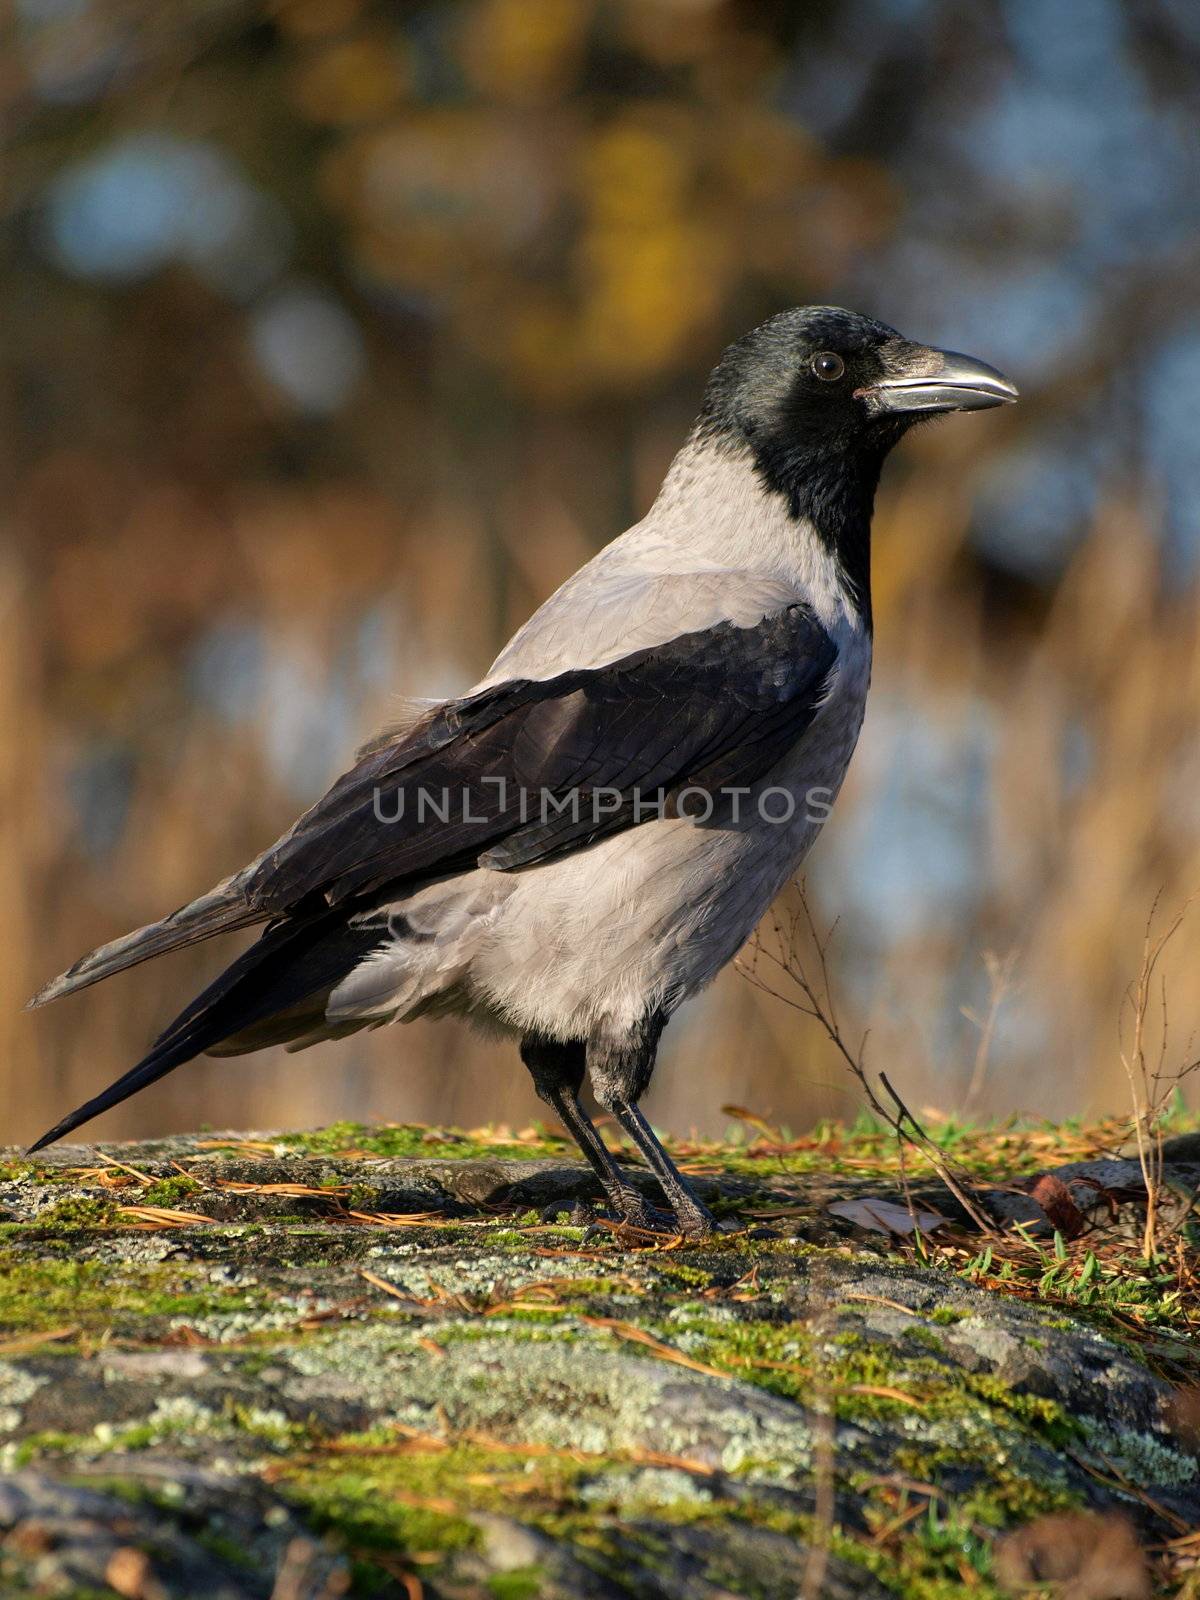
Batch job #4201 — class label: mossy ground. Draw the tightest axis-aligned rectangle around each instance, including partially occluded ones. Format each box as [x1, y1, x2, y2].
[0, 1116, 1197, 1598]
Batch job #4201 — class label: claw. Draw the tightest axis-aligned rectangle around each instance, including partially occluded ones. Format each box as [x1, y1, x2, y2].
[615, 1195, 684, 1236]
[544, 1190, 729, 1243]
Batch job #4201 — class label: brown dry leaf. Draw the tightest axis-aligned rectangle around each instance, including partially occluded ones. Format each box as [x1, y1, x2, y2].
[720, 1103, 782, 1137]
[358, 1268, 412, 1301]
[580, 1315, 729, 1378]
[315, 1426, 450, 1458]
[461, 1123, 550, 1146]
[115, 1205, 216, 1228]
[1026, 1174, 1087, 1240]
[843, 1382, 925, 1408]
[163, 1325, 210, 1347]
[827, 1197, 948, 1237]
[191, 1139, 279, 1157]
[994, 1511, 1150, 1600]
[626, 1446, 716, 1476]
[306, 1426, 714, 1481]
[6, 1522, 54, 1556]
[345, 1210, 444, 1227]
[483, 1299, 565, 1316]
[211, 1179, 348, 1199]
[94, 1153, 157, 1184]
[0, 1325, 78, 1356]
[391, 1490, 458, 1516]
[106, 1547, 167, 1600]
[843, 1291, 919, 1316]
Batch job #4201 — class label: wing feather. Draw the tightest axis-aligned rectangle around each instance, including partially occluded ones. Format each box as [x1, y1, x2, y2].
[242, 603, 837, 904]
[31, 598, 837, 1010]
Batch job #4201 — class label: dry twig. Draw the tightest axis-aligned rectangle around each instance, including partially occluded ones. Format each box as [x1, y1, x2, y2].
[1118, 892, 1200, 1257]
[737, 886, 996, 1233]
[961, 947, 1019, 1115]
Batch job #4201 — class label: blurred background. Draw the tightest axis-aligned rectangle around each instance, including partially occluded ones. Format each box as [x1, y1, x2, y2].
[3, 0, 1200, 1146]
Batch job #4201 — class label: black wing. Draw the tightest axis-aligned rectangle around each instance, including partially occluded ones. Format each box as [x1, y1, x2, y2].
[24, 603, 837, 1152]
[242, 603, 838, 912]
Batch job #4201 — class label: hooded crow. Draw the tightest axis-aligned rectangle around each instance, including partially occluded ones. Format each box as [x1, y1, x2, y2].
[27, 307, 1016, 1234]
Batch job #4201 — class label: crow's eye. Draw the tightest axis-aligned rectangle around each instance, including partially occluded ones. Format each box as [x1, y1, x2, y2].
[811, 351, 845, 382]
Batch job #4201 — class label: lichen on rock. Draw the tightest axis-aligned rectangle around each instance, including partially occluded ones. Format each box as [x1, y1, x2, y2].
[0, 1120, 1196, 1597]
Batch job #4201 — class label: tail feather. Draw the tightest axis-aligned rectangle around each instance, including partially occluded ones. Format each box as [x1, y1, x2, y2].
[25, 909, 372, 1153]
[27, 1026, 221, 1154]
[26, 874, 266, 1010]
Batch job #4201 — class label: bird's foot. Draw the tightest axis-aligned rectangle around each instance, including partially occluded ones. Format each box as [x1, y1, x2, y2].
[540, 1192, 679, 1237]
[614, 1188, 741, 1240]
[541, 1191, 732, 1241]
[674, 1207, 747, 1240]
[612, 1191, 687, 1236]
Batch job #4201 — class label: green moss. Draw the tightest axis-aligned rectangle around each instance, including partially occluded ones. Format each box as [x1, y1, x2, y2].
[928, 1306, 970, 1325]
[12, 1399, 311, 1466]
[903, 1325, 948, 1353]
[557, 1491, 1020, 1600]
[487, 1570, 545, 1600]
[608, 1308, 1087, 1494]
[490, 1224, 592, 1251]
[275, 1440, 739, 1594]
[959, 1372, 1082, 1445]
[34, 1195, 120, 1230]
[277, 1452, 501, 1586]
[0, 1248, 265, 1333]
[7, 1429, 89, 1467]
[2, 1112, 1195, 1598]
[659, 1262, 715, 1288]
[55, 1473, 182, 1512]
[275, 1120, 569, 1162]
[138, 1175, 203, 1207]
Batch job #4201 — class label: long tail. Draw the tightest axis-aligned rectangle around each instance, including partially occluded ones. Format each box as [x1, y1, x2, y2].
[26, 910, 364, 1152]
[26, 873, 266, 1011]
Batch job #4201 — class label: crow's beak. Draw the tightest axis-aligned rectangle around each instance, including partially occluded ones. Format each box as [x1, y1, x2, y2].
[866, 346, 1019, 415]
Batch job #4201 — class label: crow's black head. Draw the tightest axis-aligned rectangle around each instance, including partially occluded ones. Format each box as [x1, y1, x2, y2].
[701, 305, 1016, 456]
[700, 305, 1017, 623]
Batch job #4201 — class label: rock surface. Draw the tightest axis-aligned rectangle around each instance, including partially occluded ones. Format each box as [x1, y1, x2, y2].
[0, 1122, 1197, 1598]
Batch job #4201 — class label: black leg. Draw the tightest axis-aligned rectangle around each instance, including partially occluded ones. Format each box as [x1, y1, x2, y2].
[586, 1011, 718, 1239]
[519, 1034, 667, 1230]
[606, 1100, 717, 1239]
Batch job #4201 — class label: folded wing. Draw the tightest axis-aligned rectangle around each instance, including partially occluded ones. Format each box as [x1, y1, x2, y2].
[25, 602, 837, 1151]
[241, 601, 838, 907]
[29, 601, 836, 1012]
